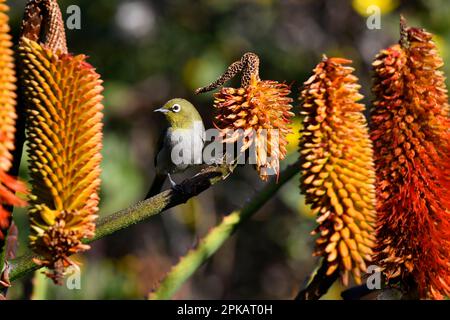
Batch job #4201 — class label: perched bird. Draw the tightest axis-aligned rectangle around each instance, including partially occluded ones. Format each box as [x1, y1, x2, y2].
[146, 98, 205, 198]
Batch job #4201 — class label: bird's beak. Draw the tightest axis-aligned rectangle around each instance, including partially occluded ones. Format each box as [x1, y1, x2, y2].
[154, 108, 169, 113]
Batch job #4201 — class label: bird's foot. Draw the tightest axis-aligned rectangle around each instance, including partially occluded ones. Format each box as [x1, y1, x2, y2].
[167, 173, 177, 188]
[168, 174, 189, 194]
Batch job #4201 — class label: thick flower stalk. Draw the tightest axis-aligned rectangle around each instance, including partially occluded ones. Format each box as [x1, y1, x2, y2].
[18, 0, 104, 283]
[196, 53, 294, 180]
[371, 18, 450, 299]
[0, 0, 27, 245]
[299, 57, 376, 286]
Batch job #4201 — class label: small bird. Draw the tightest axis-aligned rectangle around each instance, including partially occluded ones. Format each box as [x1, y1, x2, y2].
[146, 98, 205, 198]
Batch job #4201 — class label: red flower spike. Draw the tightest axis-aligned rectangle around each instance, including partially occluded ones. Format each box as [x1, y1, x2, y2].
[371, 18, 450, 299]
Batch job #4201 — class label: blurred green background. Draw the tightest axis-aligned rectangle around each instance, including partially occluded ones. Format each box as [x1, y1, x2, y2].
[6, 0, 450, 299]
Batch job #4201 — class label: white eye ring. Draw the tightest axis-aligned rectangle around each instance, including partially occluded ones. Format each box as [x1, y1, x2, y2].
[172, 104, 181, 113]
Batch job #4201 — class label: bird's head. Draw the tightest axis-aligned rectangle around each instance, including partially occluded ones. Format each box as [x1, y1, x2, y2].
[154, 98, 202, 129]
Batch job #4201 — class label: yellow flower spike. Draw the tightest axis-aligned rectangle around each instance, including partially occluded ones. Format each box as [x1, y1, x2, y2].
[18, 0, 103, 283]
[299, 57, 376, 286]
[0, 0, 28, 244]
[39, 206, 56, 226]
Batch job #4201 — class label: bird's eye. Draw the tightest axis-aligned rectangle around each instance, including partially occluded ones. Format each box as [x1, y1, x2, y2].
[171, 104, 181, 113]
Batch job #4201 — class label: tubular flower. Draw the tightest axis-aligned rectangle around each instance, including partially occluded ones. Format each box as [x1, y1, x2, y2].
[18, 35, 103, 281]
[299, 57, 377, 286]
[213, 75, 294, 180]
[196, 52, 294, 181]
[0, 0, 27, 243]
[371, 20, 450, 299]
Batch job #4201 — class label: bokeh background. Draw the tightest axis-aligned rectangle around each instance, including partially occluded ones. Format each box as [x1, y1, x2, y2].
[6, 0, 450, 299]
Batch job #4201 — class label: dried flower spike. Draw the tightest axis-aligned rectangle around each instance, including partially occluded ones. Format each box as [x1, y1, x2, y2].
[19, 0, 103, 283]
[299, 57, 376, 286]
[371, 18, 450, 299]
[197, 53, 294, 180]
[195, 52, 261, 94]
[0, 0, 27, 244]
[21, 0, 68, 53]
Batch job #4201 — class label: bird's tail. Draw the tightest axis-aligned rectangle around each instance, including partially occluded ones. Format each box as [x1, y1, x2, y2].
[145, 174, 166, 199]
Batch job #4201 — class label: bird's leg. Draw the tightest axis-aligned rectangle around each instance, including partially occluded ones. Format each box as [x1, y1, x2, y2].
[168, 173, 192, 195]
[168, 173, 182, 192]
[167, 173, 177, 188]
[195, 52, 261, 94]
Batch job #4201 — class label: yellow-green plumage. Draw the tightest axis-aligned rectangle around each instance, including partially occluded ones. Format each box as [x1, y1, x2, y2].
[146, 99, 205, 198]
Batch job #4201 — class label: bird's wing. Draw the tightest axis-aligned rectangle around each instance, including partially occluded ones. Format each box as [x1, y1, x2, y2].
[154, 127, 169, 168]
[147, 127, 171, 199]
[197, 122, 206, 144]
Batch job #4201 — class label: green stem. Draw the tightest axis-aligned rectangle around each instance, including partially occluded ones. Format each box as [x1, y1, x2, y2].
[149, 162, 299, 300]
[8, 164, 235, 282]
[31, 270, 49, 300]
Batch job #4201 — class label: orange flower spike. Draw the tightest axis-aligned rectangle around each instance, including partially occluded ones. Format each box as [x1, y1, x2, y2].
[0, 0, 28, 243]
[371, 18, 450, 299]
[299, 57, 377, 286]
[214, 76, 294, 180]
[19, 0, 103, 283]
[196, 53, 294, 181]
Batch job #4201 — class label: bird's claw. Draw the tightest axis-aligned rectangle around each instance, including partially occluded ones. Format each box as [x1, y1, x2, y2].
[167, 173, 177, 188]
[168, 173, 190, 194]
